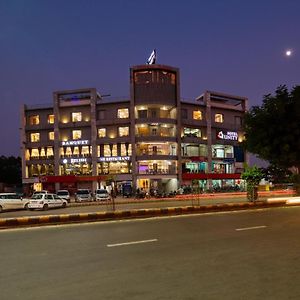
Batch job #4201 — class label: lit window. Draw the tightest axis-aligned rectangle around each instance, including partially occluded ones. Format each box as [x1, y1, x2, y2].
[29, 115, 40, 125]
[183, 128, 201, 138]
[193, 110, 202, 120]
[215, 114, 224, 123]
[48, 132, 54, 140]
[46, 147, 53, 157]
[72, 130, 82, 140]
[111, 144, 117, 156]
[30, 133, 40, 142]
[48, 115, 55, 124]
[31, 148, 39, 158]
[82, 146, 90, 156]
[72, 112, 82, 122]
[73, 147, 79, 156]
[98, 128, 106, 138]
[65, 147, 72, 156]
[118, 126, 129, 137]
[40, 148, 46, 157]
[117, 108, 129, 119]
[104, 145, 111, 157]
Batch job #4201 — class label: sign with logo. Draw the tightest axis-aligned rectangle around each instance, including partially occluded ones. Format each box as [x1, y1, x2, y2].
[61, 140, 90, 146]
[216, 130, 238, 141]
[62, 158, 88, 164]
[98, 156, 131, 162]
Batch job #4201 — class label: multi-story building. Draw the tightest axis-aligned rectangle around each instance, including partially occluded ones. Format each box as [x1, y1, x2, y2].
[20, 64, 247, 195]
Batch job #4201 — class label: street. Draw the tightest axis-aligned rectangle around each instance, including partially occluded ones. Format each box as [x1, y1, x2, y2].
[1, 206, 300, 300]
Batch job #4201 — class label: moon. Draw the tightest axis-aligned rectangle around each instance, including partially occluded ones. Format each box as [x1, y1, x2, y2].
[285, 50, 292, 56]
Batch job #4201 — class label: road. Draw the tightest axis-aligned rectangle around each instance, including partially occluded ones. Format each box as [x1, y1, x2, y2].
[0, 196, 250, 218]
[1, 206, 300, 300]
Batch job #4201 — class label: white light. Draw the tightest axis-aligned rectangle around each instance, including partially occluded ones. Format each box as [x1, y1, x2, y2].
[286, 50, 292, 56]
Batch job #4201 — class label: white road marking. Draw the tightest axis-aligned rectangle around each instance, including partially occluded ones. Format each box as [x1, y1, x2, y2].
[235, 225, 267, 231]
[107, 239, 158, 247]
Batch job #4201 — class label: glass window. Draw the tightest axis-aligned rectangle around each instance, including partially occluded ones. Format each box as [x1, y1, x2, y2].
[82, 146, 90, 156]
[118, 126, 129, 137]
[104, 145, 111, 157]
[98, 128, 106, 138]
[193, 110, 202, 120]
[29, 115, 40, 125]
[48, 131, 54, 140]
[48, 114, 54, 124]
[72, 130, 82, 140]
[73, 146, 80, 156]
[31, 148, 39, 158]
[46, 147, 53, 157]
[117, 108, 129, 118]
[215, 113, 224, 123]
[72, 112, 82, 122]
[30, 133, 40, 142]
[138, 109, 147, 118]
[40, 148, 46, 157]
[183, 128, 201, 138]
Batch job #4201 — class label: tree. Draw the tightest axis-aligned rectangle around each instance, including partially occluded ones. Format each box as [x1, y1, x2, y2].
[0, 156, 22, 185]
[241, 165, 264, 201]
[243, 85, 300, 171]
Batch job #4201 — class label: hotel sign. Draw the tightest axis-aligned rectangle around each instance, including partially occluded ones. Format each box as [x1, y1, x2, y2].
[217, 130, 238, 141]
[62, 158, 87, 164]
[61, 140, 90, 146]
[98, 156, 131, 162]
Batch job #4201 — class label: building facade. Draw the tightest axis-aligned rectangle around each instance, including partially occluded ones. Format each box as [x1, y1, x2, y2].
[20, 64, 248, 195]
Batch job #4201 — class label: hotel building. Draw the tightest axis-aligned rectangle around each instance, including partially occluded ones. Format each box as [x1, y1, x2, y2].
[20, 64, 247, 195]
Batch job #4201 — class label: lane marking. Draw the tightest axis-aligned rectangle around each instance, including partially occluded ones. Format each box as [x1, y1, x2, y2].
[236, 225, 267, 231]
[107, 239, 158, 247]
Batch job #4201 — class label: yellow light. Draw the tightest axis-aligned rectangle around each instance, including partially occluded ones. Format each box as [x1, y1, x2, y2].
[62, 118, 69, 124]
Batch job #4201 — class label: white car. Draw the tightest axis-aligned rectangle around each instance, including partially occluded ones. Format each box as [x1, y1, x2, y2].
[0, 193, 30, 212]
[56, 190, 71, 203]
[28, 193, 67, 210]
[95, 189, 111, 201]
[75, 189, 92, 202]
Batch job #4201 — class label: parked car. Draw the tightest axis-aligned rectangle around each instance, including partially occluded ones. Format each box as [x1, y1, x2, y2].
[56, 190, 71, 203]
[95, 189, 111, 201]
[28, 193, 67, 210]
[0, 193, 30, 212]
[75, 189, 92, 202]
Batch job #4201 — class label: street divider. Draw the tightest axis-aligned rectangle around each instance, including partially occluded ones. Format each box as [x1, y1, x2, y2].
[0, 199, 292, 229]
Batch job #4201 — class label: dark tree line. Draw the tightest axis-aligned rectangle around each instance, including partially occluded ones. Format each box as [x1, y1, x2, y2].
[0, 156, 22, 185]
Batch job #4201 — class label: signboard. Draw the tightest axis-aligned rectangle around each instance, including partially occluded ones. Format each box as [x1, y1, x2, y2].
[216, 130, 238, 141]
[98, 156, 130, 162]
[62, 158, 88, 164]
[61, 140, 90, 146]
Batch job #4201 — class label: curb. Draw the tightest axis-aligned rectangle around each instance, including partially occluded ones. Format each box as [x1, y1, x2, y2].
[0, 200, 293, 229]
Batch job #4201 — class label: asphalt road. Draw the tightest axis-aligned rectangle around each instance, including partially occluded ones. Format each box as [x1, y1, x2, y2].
[1, 206, 300, 300]
[0, 196, 250, 218]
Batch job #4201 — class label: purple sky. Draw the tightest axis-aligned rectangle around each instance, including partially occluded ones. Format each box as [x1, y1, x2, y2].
[0, 0, 299, 157]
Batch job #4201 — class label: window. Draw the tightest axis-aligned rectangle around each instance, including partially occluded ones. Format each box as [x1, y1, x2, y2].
[118, 126, 129, 137]
[82, 146, 90, 156]
[193, 110, 202, 120]
[72, 112, 82, 122]
[30, 133, 40, 142]
[46, 147, 53, 157]
[138, 109, 148, 118]
[29, 115, 40, 125]
[98, 110, 105, 120]
[72, 130, 82, 140]
[98, 128, 106, 138]
[31, 148, 39, 158]
[48, 114, 54, 124]
[215, 113, 224, 123]
[104, 145, 111, 157]
[117, 108, 129, 118]
[183, 128, 201, 138]
[181, 109, 187, 119]
[48, 132, 54, 141]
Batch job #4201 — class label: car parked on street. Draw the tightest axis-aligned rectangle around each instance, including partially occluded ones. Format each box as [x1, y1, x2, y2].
[94, 189, 111, 201]
[56, 190, 71, 203]
[75, 189, 92, 202]
[28, 193, 67, 210]
[0, 193, 30, 212]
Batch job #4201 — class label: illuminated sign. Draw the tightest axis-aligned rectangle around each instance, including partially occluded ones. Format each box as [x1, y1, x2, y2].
[62, 158, 87, 164]
[98, 156, 130, 162]
[217, 130, 238, 141]
[61, 140, 90, 146]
